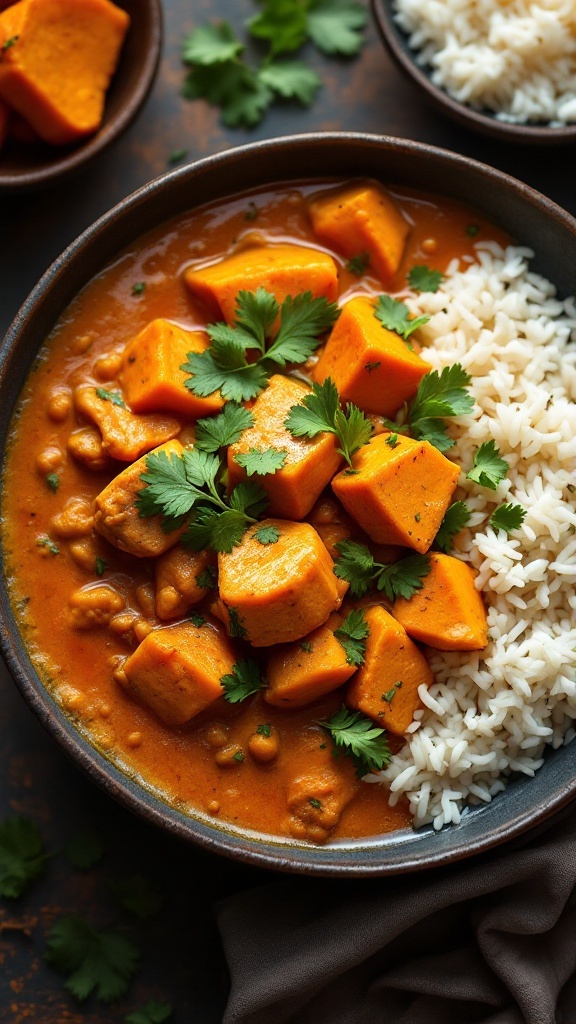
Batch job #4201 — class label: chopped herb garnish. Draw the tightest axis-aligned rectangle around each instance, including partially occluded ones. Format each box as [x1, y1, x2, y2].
[381, 687, 400, 703]
[194, 402, 254, 453]
[308, 798, 322, 810]
[36, 536, 59, 556]
[0, 816, 50, 898]
[233, 750, 245, 763]
[253, 524, 280, 545]
[189, 612, 206, 627]
[221, 659, 266, 703]
[196, 565, 217, 590]
[284, 377, 372, 466]
[168, 149, 188, 165]
[385, 433, 399, 448]
[2, 35, 19, 51]
[467, 441, 508, 490]
[45, 472, 60, 492]
[245, 202, 258, 221]
[131, 282, 146, 296]
[95, 387, 126, 408]
[234, 446, 287, 476]
[490, 503, 527, 534]
[334, 609, 369, 666]
[434, 500, 471, 553]
[125, 1001, 174, 1024]
[347, 251, 370, 275]
[414, 512, 421, 522]
[227, 606, 247, 638]
[300, 641, 313, 653]
[333, 539, 430, 601]
[45, 915, 140, 1003]
[64, 829, 105, 871]
[466, 224, 480, 238]
[256, 723, 272, 737]
[95, 557, 108, 577]
[182, 288, 339, 403]
[408, 265, 443, 293]
[319, 706, 391, 776]
[404, 363, 474, 452]
[374, 294, 430, 341]
[364, 361, 381, 373]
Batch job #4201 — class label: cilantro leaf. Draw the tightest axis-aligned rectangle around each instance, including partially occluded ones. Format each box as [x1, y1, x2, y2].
[0, 816, 50, 898]
[334, 609, 369, 666]
[407, 364, 473, 451]
[45, 472, 59, 492]
[109, 874, 163, 920]
[64, 829, 105, 870]
[434, 500, 471, 553]
[196, 565, 217, 590]
[136, 448, 215, 526]
[95, 557, 108, 577]
[374, 294, 430, 340]
[248, 0, 308, 57]
[319, 707, 391, 775]
[347, 251, 370, 275]
[226, 607, 247, 638]
[333, 539, 376, 598]
[490, 502, 527, 534]
[194, 402, 254, 452]
[376, 553, 431, 601]
[221, 659, 266, 703]
[259, 61, 321, 105]
[184, 507, 252, 554]
[253, 524, 281, 544]
[467, 441, 509, 490]
[182, 22, 244, 64]
[285, 378, 372, 465]
[183, 348, 268, 402]
[125, 1002, 174, 1024]
[234, 446, 287, 476]
[183, 60, 272, 128]
[233, 288, 279, 351]
[95, 387, 126, 408]
[262, 292, 339, 366]
[45, 916, 140, 1003]
[307, 0, 367, 56]
[408, 265, 443, 292]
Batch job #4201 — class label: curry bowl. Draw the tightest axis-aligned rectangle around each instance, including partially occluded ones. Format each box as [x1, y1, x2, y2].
[371, 0, 576, 145]
[0, 0, 162, 191]
[1, 133, 576, 875]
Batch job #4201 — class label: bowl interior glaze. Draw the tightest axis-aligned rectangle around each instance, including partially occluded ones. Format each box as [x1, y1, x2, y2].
[1, 133, 576, 875]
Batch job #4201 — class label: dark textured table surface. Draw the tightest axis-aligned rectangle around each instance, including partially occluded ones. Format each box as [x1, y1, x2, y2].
[1, 2, 575, 1021]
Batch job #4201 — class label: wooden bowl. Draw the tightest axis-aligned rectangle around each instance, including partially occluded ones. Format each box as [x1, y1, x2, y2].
[0, 0, 162, 190]
[1, 133, 576, 874]
[372, 0, 576, 146]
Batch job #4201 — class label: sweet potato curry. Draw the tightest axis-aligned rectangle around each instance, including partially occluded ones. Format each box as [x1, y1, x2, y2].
[2, 180, 504, 844]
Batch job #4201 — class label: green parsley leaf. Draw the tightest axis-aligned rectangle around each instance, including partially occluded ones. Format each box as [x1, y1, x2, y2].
[196, 565, 217, 590]
[259, 61, 320, 105]
[189, 612, 206, 627]
[2, 35, 19, 51]
[381, 686, 401, 703]
[95, 387, 126, 408]
[264, 291, 340, 366]
[36, 535, 59, 555]
[300, 641, 313, 653]
[248, 0, 308, 57]
[183, 348, 267, 403]
[125, 1001, 174, 1024]
[309, 797, 322, 809]
[347, 251, 370, 275]
[408, 265, 443, 292]
[467, 441, 509, 490]
[376, 553, 431, 601]
[109, 874, 163, 920]
[307, 0, 367, 56]
[64, 829, 104, 870]
[131, 282, 146, 297]
[256, 723, 272, 737]
[333, 539, 376, 598]
[333, 540, 430, 601]
[285, 378, 372, 465]
[182, 22, 244, 64]
[374, 294, 430, 340]
[227, 606, 247, 638]
[385, 433, 399, 448]
[221, 659, 266, 703]
[45, 916, 140, 1003]
[194, 402, 254, 452]
[95, 557, 108, 577]
[407, 364, 474, 451]
[183, 58, 272, 128]
[233, 750, 245, 762]
[434, 500, 471, 553]
[490, 502, 527, 534]
[334, 609, 369, 666]
[45, 472, 60, 492]
[234, 446, 287, 476]
[253, 524, 281, 545]
[0, 816, 50, 898]
[319, 706, 391, 775]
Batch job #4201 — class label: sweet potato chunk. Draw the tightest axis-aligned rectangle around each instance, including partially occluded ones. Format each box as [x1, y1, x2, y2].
[184, 243, 339, 323]
[155, 545, 215, 621]
[393, 552, 488, 651]
[308, 181, 410, 281]
[120, 619, 236, 727]
[217, 518, 346, 647]
[227, 375, 342, 519]
[332, 433, 460, 553]
[265, 622, 355, 708]
[75, 384, 180, 462]
[314, 296, 430, 415]
[346, 606, 433, 735]
[0, 0, 130, 145]
[121, 319, 224, 419]
[93, 440, 185, 558]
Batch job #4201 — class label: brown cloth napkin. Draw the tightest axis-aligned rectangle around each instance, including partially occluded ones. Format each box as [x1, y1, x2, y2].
[216, 806, 576, 1024]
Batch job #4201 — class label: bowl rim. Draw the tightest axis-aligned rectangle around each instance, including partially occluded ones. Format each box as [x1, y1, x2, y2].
[2, 131, 576, 875]
[0, 0, 163, 190]
[371, 0, 576, 146]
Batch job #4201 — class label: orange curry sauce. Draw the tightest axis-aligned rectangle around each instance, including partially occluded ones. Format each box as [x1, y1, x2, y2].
[1, 181, 507, 843]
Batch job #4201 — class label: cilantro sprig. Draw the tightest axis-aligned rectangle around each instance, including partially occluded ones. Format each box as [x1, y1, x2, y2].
[45, 915, 140, 1003]
[334, 609, 369, 666]
[333, 540, 431, 601]
[221, 659, 266, 703]
[467, 441, 508, 490]
[374, 294, 430, 341]
[490, 503, 527, 535]
[395, 363, 474, 452]
[434, 500, 471, 553]
[137, 447, 268, 552]
[319, 706, 391, 776]
[194, 402, 254, 452]
[234, 446, 287, 476]
[285, 377, 372, 465]
[183, 288, 339, 403]
[0, 816, 51, 898]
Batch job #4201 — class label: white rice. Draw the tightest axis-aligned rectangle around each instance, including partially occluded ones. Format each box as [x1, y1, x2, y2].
[366, 242, 576, 829]
[392, 0, 576, 124]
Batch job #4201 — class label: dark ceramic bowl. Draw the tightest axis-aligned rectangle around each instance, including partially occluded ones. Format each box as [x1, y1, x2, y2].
[1, 133, 576, 875]
[372, 0, 576, 146]
[0, 0, 162, 190]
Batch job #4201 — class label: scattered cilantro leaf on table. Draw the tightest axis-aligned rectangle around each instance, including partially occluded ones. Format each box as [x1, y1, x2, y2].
[64, 829, 105, 871]
[234, 446, 287, 476]
[408, 265, 443, 293]
[125, 1002, 174, 1024]
[334, 609, 369, 666]
[0, 816, 50, 898]
[333, 540, 430, 600]
[259, 61, 320, 104]
[195, 402, 254, 452]
[319, 707, 391, 776]
[434, 500, 471, 553]
[467, 440, 508, 490]
[374, 294, 430, 341]
[109, 874, 164, 920]
[248, 0, 308, 56]
[490, 503, 527, 534]
[285, 377, 372, 465]
[307, 0, 367, 55]
[221, 659, 266, 703]
[45, 915, 140, 1003]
